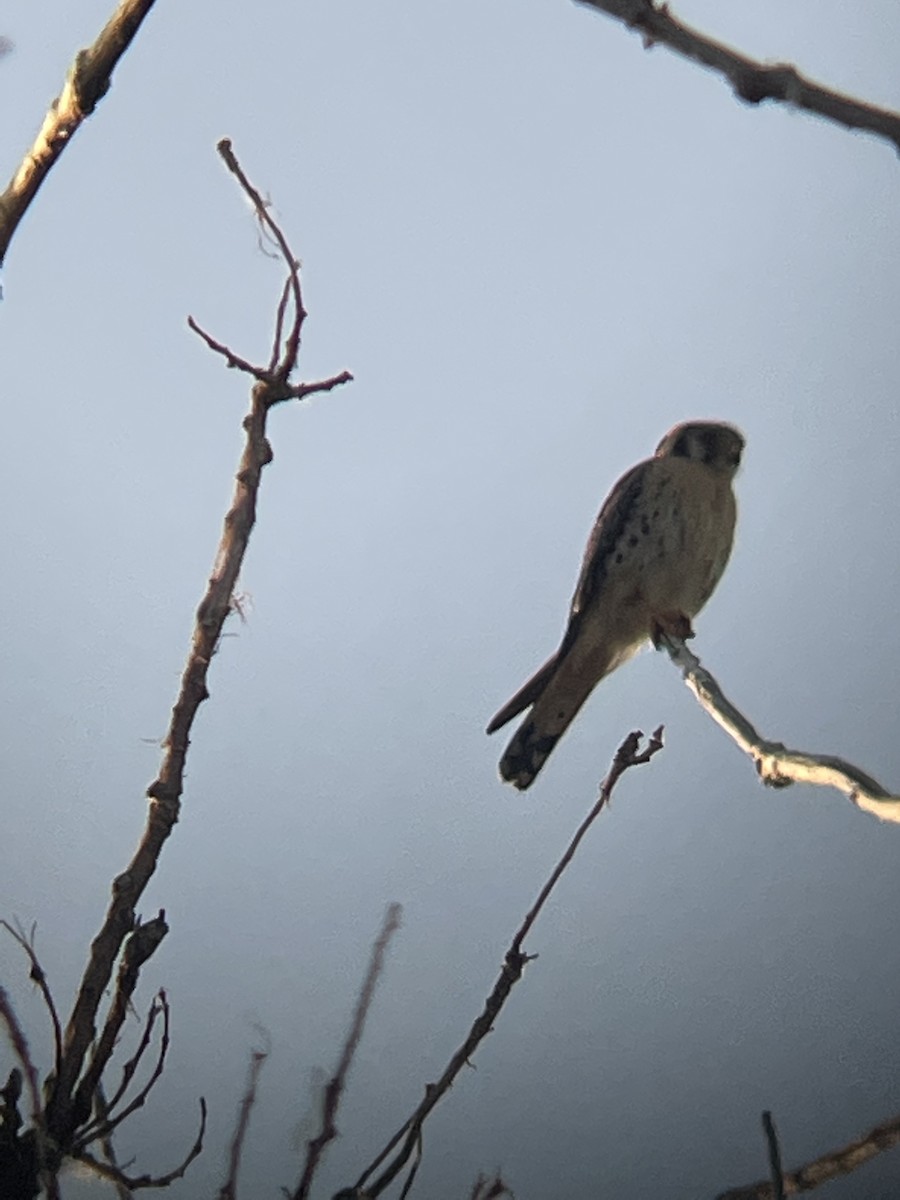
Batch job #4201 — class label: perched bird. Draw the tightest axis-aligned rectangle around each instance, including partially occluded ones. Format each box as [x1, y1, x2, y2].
[487, 420, 744, 789]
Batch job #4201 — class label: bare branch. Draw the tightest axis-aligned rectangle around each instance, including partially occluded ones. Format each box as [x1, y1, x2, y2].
[716, 1110, 900, 1199]
[69, 914, 168, 1135]
[762, 1112, 785, 1200]
[0, 0, 159, 266]
[89, 1084, 134, 1200]
[186, 317, 266, 376]
[75, 1098, 206, 1191]
[0, 990, 42, 1127]
[1, 919, 63, 1077]
[187, 141, 353, 402]
[218, 1036, 269, 1200]
[660, 636, 900, 824]
[45, 142, 350, 1151]
[0, 988, 58, 1191]
[351, 731, 663, 1197]
[575, 1, 900, 154]
[73, 990, 171, 1151]
[294, 904, 403, 1200]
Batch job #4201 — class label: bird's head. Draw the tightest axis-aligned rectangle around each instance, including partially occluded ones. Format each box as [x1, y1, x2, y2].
[655, 420, 745, 478]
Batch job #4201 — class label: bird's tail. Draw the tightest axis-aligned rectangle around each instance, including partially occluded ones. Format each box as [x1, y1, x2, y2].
[490, 650, 609, 790]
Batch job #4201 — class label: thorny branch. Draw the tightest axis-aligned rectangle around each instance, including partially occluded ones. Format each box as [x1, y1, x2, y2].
[0, 0, 159, 266]
[41, 139, 351, 1163]
[348, 730, 663, 1198]
[717, 1110, 900, 1199]
[294, 904, 403, 1200]
[661, 636, 900, 824]
[574, 1, 900, 154]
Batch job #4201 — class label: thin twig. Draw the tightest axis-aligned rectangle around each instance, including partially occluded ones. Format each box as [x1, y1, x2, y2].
[0, 0, 159, 265]
[218, 1036, 269, 1200]
[716, 1110, 900, 1198]
[293, 904, 403, 1200]
[660, 636, 900, 823]
[186, 317, 265, 375]
[75, 1098, 207, 1191]
[762, 1111, 785, 1200]
[70, 914, 168, 1136]
[352, 730, 663, 1197]
[215, 139, 305, 375]
[73, 989, 171, 1151]
[574, 1, 900, 154]
[90, 991, 166, 1128]
[0, 918, 63, 1076]
[91, 1083, 134, 1200]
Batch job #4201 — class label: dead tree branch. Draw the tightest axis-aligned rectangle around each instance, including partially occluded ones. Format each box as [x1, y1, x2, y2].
[348, 730, 663, 1198]
[574, 1, 900, 154]
[74, 1098, 207, 1192]
[294, 905, 403, 1200]
[0, 920, 63, 1079]
[716, 1110, 900, 1198]
[217, 1036, 269, 1200]
[762, 1111, 785, 1200]
[661, 636, 900, 824]
[40, 139, 351, 1166]
[0, 0, 158, 266]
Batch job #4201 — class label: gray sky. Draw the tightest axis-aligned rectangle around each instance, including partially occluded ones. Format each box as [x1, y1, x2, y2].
[1, 2, 899, 1197]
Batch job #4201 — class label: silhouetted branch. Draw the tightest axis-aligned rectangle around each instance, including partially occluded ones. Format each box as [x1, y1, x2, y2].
[218, 1035, 269, 1200]
[0, 0, 158, 266]
[574, 1, 900, 154]
[44, 140, 351, 1158]
[661, 636, 900, 823]
[90, 1083, 134, 1200]
[350, 730, 663, 1198]
[1, 919, 63, 1077]
[0, 988, 57, 1192]
[74, 1098, 207, 1191]
[762, 1111, 785, 1200]
[73, 989, 171, 1151]
[716, 1110, 900, 1198]
[294, 904, 403, 1200]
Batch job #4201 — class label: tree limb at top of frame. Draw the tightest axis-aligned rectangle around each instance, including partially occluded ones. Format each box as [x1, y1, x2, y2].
[0, 0, 158, 267]
[661, 636, 900, 824]
[574, 1, 900, 154]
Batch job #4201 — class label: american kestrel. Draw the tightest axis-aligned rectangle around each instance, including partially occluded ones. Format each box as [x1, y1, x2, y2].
[487, 420, 744, 789]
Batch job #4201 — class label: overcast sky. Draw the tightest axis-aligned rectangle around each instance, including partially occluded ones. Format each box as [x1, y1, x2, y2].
[1, 2, 899, 1198]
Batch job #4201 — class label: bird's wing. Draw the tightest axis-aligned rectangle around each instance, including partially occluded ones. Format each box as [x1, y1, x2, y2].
[560, 459, 649, 656]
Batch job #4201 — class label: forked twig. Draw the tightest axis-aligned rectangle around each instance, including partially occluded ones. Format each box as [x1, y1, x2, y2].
[661, 636, 900, 823]
[351, 730, 663, 1197]
[575, 0, 900, 153]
